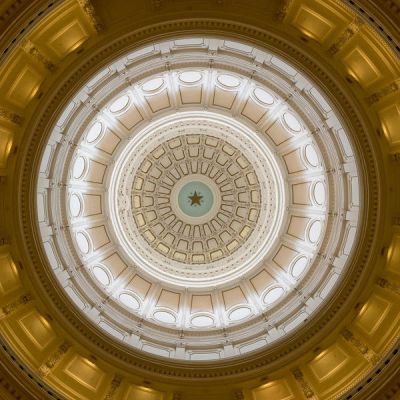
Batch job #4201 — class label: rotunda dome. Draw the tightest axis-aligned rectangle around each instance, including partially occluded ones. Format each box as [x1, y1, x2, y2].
[1, 1, 398, 398]
[36, 36, 360, 360]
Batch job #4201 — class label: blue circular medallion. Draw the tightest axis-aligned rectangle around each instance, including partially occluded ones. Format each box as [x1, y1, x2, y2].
[178, 181, 213, 218]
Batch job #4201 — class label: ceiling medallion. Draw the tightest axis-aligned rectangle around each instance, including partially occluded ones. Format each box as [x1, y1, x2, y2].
[119, 130, 266, 270]
[174, 175, 220, 221]
[116, 124, 273, 282]
[36, 36, 360, 361]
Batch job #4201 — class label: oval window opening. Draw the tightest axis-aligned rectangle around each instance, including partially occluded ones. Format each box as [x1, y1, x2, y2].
[93, 266, 111, 286]
[179, 71, 202, 83]
[69, 194, 82, 217]
[263, 287, 284, 305]
[292, 257, 308, 278]
[309, 220, 322, 243]
[283, 112, 302, 132]
[72, 156, 85, 179]
[142, 77, 164, 91]
[86, 122, 103, 143]
[229, 307, 251, 321]
[254, 88, 274, 105]
[191, 315, 214, 327]
[154, 311, 176, 324]
[305, 144, 319, 166]
[109, 95, 129, 113]
[119, 293, 140, 310]
[217, 74, 240, 87]
[313, 182, 326, 205]
[76, 232, 89, 254]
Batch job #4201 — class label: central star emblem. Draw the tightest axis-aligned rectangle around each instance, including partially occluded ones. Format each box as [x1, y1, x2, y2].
[188, 190, 203, 206]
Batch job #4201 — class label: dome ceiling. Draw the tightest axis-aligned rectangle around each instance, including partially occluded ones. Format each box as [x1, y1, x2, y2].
[0, 0, 399, 399]
[116, 116, 272, 284]
[37, 37, 360, 360]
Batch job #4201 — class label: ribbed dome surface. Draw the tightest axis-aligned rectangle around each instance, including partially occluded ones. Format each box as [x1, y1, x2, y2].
[36, 37, 360, 360]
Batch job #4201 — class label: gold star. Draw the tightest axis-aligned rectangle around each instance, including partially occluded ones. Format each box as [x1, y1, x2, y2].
[188, 191, 203, 206]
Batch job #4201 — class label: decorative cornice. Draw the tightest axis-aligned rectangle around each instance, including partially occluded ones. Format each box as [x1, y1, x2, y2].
[365, 80, 399, 105]
[342, 0, 400, 55]
[292, 367, 315, 399]
[1, 294, 32, 315]
[274, 0, 400, 56]
[20, 39, 56, 72]
[328, 17, 364, 55]
[77, 0, 105, 33]
[275, 0, 294, 22]
[377, 277, 400, 295]
[341, 328, 380, 365]
[38, 341, 71, 377]
[0, 108, 23, 125]
[104, 374, 122, 400]
[233, 389, 245, 400]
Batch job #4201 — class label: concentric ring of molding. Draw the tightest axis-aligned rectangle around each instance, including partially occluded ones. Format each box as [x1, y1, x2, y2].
[112, 113, 277, 286]
[36, 37, 361, 361]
